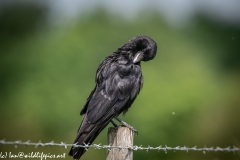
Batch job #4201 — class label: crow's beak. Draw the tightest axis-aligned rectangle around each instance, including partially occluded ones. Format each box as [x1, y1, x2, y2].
[133, 52, 144, 63]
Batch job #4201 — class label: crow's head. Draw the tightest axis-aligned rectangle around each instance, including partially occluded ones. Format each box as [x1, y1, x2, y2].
[127, 35, 157, 63]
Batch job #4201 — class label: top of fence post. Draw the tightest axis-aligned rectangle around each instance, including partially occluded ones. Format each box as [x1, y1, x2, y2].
[107, 126, 134, 160]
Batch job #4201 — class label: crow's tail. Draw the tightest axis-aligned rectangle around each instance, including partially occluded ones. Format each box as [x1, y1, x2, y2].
[68, 117, 111, 159]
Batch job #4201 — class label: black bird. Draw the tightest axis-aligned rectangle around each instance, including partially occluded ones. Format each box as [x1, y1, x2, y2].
[69, 35, 157, 159]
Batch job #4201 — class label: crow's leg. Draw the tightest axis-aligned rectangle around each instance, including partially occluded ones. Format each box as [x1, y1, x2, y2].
[114, 117, 138, 134]
[110, 120, 118, 127]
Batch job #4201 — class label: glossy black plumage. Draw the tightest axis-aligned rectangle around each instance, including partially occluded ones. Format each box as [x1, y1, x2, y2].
[69, 36, 157, 159]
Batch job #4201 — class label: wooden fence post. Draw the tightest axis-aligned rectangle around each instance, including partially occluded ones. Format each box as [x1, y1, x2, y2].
[106, 126, 134, 160]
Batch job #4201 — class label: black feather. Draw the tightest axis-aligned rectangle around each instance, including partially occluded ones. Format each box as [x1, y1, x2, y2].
[69, 35, 157, 159]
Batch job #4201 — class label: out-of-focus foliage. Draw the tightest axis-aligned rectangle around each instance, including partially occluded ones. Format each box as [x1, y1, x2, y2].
[0, 3, 240, 160]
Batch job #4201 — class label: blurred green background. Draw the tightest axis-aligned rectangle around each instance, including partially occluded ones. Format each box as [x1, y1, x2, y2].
[0, 1, 240, 160]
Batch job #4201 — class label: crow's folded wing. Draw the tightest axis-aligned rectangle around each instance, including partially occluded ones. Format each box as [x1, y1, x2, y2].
[83, 59, 142, 124]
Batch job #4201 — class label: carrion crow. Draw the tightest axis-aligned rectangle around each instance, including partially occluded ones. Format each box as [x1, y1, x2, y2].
[69, 35, 157, 159]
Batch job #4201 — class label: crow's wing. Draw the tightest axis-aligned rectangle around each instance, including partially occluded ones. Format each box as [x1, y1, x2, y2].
[85, 58, 142, 124]
[79, 55, 119, 116]
[69, 58, 142, 159]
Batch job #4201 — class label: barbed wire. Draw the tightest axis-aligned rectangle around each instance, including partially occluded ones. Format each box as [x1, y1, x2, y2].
[0, 139, 239, 154]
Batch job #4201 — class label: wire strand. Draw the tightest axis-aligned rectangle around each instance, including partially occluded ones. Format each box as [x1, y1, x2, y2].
[0, 139, 239, 153]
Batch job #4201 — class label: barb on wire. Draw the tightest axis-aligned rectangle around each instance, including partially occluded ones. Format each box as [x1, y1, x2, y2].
[0, 139, 239, 154]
